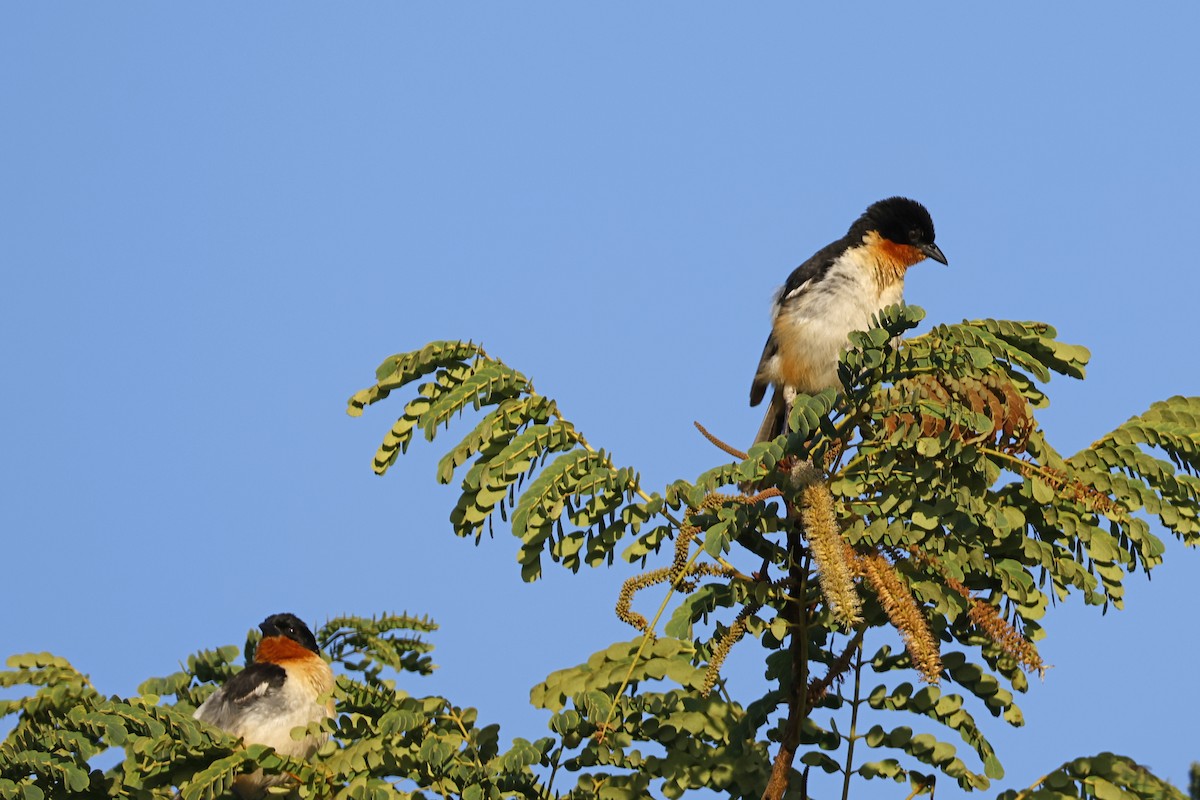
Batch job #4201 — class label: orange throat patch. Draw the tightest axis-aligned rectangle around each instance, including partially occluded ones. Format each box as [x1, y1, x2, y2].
[863, 231, 925, 285]
[256, 636, 335, 710]
[256, 635, 318, 664]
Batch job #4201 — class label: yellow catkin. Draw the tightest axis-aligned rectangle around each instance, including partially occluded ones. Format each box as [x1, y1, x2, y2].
[672, 524, 699, 578]
[616, 567, 672, 632]
[856, 550, 942, 682]
[1015, 463, 1122, 518]
[706, 487, 784, 506]
[944, 575, 1046, 677]
[674, 562, 734, 593]
[616, 560, 734, 634]
[702, 602, 761, 697]
[908, 546, 1046, 677]
[800, 483, 862, 630]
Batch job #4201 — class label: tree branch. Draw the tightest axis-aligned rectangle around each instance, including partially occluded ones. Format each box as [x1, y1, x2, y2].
[760, 541, 812, 800]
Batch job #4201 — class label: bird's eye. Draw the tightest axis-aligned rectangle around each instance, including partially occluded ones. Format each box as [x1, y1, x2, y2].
[908, 228, 922, 243]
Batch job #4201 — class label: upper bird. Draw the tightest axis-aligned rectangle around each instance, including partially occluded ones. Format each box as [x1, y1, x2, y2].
[749, 197, 947, 444]
[192, 613, 335, 799]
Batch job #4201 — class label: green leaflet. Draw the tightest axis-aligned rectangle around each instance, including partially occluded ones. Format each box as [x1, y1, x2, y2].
[321, 613, 438, 681]
[436, 395, 557, 485]
[419, 362, 530, 442]
[1095, 396, 1200, 471]
[12, 313, 1193, 798]
[1070, 395, 1200, 546]
[530, 637, 706, 712]
[512, 450, 605, 541]
[866, 682, 1001, 778]
[179, 751, 253, 800]
[347, 340, 487, 417]
[450, 421, 579, 543]
[860, 723, 988, 792]
[620, 523, 673, 564]
[531, 637, 773, 798]
[664, 583, 737, 640]
[371, 366, 476, 474]
[993, 752, 1187, 800]
[785, 388, 840, 443]
[0, 614, 555, 799]
[354, 341, 666, 581]
[0, 750, 92, 794]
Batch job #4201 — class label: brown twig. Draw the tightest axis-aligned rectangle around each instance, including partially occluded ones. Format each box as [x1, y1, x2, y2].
[807, 627, 866, 707]
[740, 487, 784, 504]
[760, 543, 812, 800]
[694, 420, 749, 460]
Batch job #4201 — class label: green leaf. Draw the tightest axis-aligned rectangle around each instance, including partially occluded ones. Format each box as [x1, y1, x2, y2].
[799, 751, 841, 773]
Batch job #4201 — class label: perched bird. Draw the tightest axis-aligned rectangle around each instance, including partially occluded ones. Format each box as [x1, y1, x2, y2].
[192, 613, 334, 799]
[749, 197, 947, 443]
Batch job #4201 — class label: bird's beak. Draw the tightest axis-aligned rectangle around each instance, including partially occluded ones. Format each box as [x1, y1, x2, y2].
[920, 243, 948, 265]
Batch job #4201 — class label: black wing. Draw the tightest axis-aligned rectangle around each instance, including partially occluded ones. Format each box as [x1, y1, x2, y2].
[776, 237, 848, 306]
[749, 335, 777, 407]
[749, 236, 850, 406]
[195, 662, 287, 730]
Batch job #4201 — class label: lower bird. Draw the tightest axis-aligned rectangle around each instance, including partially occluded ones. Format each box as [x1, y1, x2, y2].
[191, 613, 334, 799]
[749, 196, 947, 444]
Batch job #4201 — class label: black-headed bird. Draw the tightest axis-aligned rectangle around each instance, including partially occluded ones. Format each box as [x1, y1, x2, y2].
[749, 197, 947, 444]
[192, 613, 334, 799]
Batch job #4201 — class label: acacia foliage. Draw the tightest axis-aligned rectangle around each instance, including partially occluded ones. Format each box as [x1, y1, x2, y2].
[1, 615, 557, 799]
[3, 306, 1198, 799]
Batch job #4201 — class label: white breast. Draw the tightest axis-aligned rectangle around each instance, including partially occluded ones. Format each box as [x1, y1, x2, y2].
[238, 678, 330, 758]
[764, 248, 903, 393]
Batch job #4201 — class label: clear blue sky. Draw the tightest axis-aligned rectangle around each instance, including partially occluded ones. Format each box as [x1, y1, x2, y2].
[3, 4, 1198, 796]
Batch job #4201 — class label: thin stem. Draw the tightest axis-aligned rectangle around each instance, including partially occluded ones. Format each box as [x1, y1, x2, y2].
[542, 745, 564, 800]
[839, 641, 865, 800]
[575, 429, 763, 732]
[832, 450, 871, 481]
[1011, 772, 1052, 800]
[577, 432, 690, 536]
[978, 445, 1038, 471]
[760, 549, 813, 800]
[806, 626, 865, 707]
[439, 705, 485, 769]
[596, 542, 707, 740]
[580, 427, 760, 583]
[797, 565, 810, 725]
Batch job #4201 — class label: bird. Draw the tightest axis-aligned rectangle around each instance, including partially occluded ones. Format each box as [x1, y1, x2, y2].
[192, 613, 335, 799]
[749, 197, 947, 444]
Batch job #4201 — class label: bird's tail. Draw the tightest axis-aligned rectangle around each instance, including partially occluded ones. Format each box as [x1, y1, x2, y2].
[752, 388, 789, 446]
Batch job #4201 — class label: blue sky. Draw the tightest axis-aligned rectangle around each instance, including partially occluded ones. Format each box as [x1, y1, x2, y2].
[2, 4, 1198, 796]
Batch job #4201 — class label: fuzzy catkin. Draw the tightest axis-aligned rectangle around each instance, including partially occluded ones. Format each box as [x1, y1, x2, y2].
[800, 483, 863, 629]
[857, 550, 942, 682]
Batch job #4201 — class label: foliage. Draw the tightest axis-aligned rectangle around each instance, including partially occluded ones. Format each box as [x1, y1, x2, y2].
[993, 753, 1187, 800]
[2, 616, 554, 799]
[3, 306, 1198, 799]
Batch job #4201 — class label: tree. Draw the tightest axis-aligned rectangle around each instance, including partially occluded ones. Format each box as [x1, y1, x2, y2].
[2, 305, 1197, 799]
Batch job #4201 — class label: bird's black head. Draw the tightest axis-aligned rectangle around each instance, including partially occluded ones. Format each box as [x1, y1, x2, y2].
[259, 612, 320, 653]
[854, 196, 948, 265]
